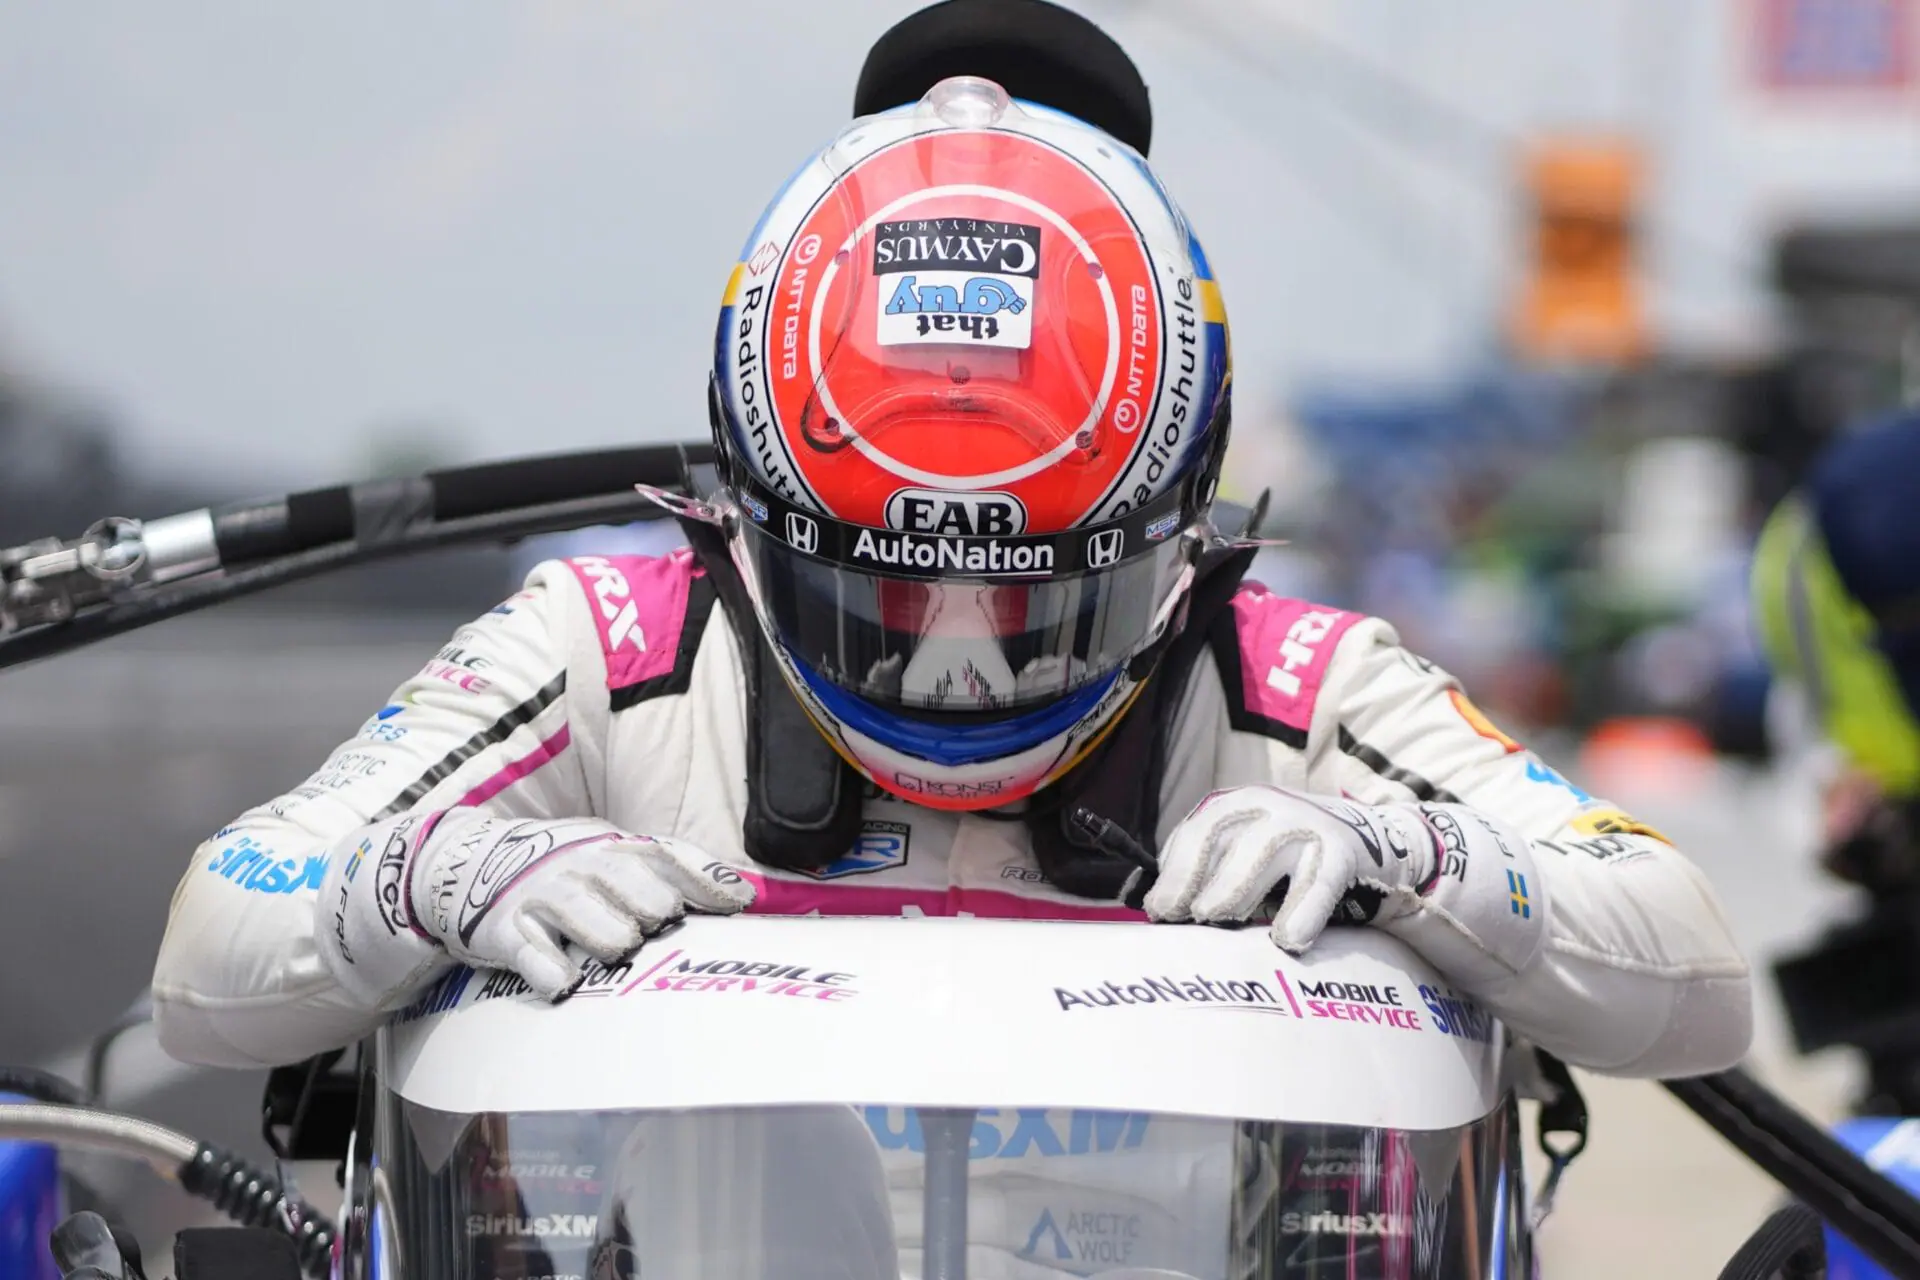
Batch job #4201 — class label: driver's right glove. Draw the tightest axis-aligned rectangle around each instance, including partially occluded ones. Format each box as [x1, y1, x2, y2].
[314, 809, 755, 1006]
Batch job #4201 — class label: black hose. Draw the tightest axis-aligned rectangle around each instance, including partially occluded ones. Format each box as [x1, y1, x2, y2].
[1665, 1068, 1920, 1277]
[1716, 1203, 1827, 1280]
[177, 1145, 334, 1279]
[0, 1066, 90, 1107]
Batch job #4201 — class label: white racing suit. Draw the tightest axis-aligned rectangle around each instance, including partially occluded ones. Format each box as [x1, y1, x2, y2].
[153, 548, 1751, 1273]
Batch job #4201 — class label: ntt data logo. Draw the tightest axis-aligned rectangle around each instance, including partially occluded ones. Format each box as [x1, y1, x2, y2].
[850, 528, 1054, 574]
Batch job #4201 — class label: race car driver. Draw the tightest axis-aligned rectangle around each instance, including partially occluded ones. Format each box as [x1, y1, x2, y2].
[151, 71, 1751, 1093]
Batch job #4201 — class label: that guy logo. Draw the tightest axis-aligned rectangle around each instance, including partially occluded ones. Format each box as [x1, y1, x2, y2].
[874, 218, 1041, 350]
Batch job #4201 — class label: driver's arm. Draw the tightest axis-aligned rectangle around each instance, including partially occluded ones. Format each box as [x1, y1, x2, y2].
[150, 575, 586, 1068]
[1312, 619, 1751, 1078]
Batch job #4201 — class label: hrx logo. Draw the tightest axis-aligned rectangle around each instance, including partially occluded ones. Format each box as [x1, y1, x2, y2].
[1267, 609, 1345, 699]
[573, 557, 644, 652]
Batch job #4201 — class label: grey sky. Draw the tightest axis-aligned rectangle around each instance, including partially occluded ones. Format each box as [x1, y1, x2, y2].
[3, 1, 1916, 492]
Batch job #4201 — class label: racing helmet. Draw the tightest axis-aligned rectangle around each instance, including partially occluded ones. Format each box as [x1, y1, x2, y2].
[708, 75, 1232, 810]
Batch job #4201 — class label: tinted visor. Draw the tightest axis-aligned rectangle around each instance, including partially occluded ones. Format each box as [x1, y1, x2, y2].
[737, 514, 1196, 715]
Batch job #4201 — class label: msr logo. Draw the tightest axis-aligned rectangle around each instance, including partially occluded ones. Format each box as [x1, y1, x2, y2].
[1266, 609, 1344, 699]
[573, 557, 644, 652]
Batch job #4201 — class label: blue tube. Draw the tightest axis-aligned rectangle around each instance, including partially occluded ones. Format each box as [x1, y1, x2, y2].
[0, 1094, 62, 1280]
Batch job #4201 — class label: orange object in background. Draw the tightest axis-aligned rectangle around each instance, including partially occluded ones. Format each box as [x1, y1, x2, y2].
[1578, 715, 1718, 801]
[1510, 137, 1648, 365]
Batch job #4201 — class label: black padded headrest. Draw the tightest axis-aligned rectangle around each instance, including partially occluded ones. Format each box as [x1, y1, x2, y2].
[853, 0, 1153, 155]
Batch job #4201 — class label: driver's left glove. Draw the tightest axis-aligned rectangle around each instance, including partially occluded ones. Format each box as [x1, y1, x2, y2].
[1144, 785, 1546, 988]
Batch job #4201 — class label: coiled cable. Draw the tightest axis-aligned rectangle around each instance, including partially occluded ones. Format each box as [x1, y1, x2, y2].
[0, 1103, 335, 1278]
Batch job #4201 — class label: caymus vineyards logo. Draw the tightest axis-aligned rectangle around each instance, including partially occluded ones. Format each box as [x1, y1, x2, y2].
[872, 219, 1041, 276]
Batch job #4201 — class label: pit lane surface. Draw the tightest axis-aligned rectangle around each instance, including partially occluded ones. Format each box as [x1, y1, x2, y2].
[0, 611, 1870, 1275]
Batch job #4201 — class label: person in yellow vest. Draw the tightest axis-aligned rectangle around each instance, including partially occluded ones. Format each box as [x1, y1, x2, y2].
[1751, 411, 1920, 887]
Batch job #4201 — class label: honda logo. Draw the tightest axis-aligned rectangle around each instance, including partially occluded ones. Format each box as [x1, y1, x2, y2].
[1085, 528, 1125, 569]
[785, 513, 820, 555]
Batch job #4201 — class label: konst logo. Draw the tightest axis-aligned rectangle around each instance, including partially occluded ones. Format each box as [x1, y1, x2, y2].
[785, 513, 820, 555]
[884, 488, 1028, 537]
[893, 771, 1006, 799]
[1266, 609, 1345, 700]
[799, 821, 909, 880]
[1085, 528, 1125, 569]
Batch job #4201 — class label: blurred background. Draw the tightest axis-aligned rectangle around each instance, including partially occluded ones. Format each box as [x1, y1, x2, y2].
[4, 0, 1920, 1274]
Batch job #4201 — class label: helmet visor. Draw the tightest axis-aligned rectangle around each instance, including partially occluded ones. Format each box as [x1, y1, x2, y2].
[734, 508, 1196, 715]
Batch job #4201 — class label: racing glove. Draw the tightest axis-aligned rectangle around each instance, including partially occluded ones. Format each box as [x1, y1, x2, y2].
[315, 810, 755, 1007]
[1143, 785, 1546, 989]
